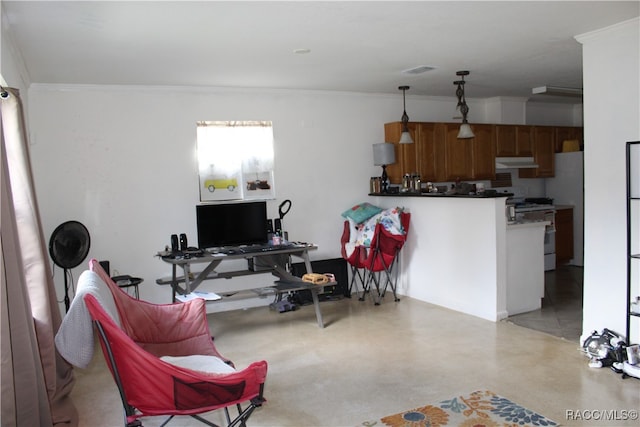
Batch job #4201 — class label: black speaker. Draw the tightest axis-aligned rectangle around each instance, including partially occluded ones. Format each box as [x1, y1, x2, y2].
[179, 233, 188, 251]
[99, 260, 110, 276]
[267, 219, 274, 234]
[171, 234, 179, 252]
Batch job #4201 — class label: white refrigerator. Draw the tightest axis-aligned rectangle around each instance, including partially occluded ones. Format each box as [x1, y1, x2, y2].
[545, 151, 584, 266]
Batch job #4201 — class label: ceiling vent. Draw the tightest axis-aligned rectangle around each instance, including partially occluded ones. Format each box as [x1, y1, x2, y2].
[402, 65, 436, 75]
[532, 86, 583, 97]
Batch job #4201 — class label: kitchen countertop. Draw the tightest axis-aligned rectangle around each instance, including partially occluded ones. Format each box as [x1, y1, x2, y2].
[369, 192, 513, 198]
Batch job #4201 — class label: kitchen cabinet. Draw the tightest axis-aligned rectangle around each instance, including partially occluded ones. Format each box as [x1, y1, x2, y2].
[555, 207, 574, 265]
[385, 122, 581, 183]
[385, 122, 417, 184]
[626, 141, 640, 345]
[442, 123, 495, 181]
[516, 126, 534, 157]
[415, 122, 443, 182]
[495, 125, 533, 157]
[519, 126, 555, 178]
[384, 122, 444, 184]
[470, 124, 495, 180]
[443, 123, 473, 181]
[554, 126, 583, 153]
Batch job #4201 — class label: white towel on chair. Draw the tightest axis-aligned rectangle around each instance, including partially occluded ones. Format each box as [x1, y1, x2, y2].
[55, 270, 120, 368]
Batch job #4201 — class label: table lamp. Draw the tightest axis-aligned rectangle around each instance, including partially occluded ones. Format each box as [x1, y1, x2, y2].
[373, 142, 396, 193]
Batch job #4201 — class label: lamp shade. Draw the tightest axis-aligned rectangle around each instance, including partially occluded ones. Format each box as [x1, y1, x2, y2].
[457, 123, 475, 139]
[399, 130, 413, 144]
[373, 143, 396, 166]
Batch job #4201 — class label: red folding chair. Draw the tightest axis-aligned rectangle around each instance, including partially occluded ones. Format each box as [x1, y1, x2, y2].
[340, 220, 370, 299]
[341, 211, 410, 304]
[57, 259, 268, 427]
[362, 211, 411, 304]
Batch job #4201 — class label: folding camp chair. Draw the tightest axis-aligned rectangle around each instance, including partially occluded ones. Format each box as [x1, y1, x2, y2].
[341, 210, 410, 304]
[56, 259, 267, 427]
[362, 211, 411, 304]
[340, 220, 369, 299]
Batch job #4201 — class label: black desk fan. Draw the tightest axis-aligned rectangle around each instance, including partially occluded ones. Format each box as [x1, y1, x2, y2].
[48, 220, 91, 312]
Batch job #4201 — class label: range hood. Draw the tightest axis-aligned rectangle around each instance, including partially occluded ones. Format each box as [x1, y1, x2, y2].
[495, 157, 539, 169]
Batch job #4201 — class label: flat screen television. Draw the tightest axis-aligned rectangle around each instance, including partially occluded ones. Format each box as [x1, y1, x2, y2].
[196, 201, 268, 249]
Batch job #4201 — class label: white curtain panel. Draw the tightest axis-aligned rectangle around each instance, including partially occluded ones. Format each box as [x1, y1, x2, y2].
[1, 87, 78, 426]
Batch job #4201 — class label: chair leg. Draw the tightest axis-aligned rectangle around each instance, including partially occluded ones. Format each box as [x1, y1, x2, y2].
[368, 253, 401, 304]
[347, 265, 367, 301]
[347, 265, 359, 297]
[379, 256, 400, 302]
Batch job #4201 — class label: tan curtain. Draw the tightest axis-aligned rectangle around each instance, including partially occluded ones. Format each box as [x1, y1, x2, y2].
[1, 87, 78, 426]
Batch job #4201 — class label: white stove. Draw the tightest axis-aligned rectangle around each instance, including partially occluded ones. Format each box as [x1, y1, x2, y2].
[513, 203, 555, 213]
[507, 200, 557, 271]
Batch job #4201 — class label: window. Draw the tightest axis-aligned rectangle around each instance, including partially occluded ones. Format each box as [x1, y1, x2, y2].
[196, 121, 275, 201]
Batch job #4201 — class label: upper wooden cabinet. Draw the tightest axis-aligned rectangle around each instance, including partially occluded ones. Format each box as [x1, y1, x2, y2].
[384, 122, 417, 184]
[385, 122, 578, 183]
[415, 122, 443, 182]
[495, 125, 517, 156]
[442, 123, 473, 181]
[519, 126, 555, 178]
[516, 126, 534, 157]
[495, 125, 533, 157]
[384, 122, 444, 184]
[386, 121, 496, 182]
[431, 123, 494, 182]
[469, 124, 495, 180]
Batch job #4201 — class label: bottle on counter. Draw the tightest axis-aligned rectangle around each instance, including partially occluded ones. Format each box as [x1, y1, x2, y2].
[370, 177, 381, 194]
[401, 174, 411, 192]
[411, 173, 421, 193]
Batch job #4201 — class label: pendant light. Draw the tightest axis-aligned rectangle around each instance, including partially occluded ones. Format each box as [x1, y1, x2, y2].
[454, 71, 474, 139]
[398, 86, 414, 144]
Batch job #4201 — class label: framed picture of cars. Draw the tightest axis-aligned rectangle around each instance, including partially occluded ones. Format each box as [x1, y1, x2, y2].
[199, 170, 243, 202]
[197, 120, 276, 202]
[243, 170, 275, 200]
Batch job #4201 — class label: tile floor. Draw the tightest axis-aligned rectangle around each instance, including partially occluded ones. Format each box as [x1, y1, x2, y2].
[508, 264, 584, 342]
[70, 271, 640, 427]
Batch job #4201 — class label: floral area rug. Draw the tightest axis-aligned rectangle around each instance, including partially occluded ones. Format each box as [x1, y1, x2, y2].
[359, 390, 557, 427]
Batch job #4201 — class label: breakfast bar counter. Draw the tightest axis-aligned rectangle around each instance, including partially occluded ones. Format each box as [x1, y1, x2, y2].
[367, 194, 547, 321]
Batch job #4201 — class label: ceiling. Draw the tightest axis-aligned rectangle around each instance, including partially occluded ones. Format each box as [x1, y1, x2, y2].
[2, 1, 639, 103]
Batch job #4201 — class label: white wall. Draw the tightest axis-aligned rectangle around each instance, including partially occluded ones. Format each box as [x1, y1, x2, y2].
[19, 86, 475, 308]
[526, 102, 584, 126]
[24, 85, 581, 314]
[577, 17, 640, 342]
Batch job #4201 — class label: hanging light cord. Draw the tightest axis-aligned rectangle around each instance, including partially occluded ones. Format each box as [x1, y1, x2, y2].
[454, 72, 470, 123]
[399, 85, 410, 130]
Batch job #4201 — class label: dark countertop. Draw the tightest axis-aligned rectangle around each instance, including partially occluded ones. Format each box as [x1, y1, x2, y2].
[369, 192, 513, 199]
